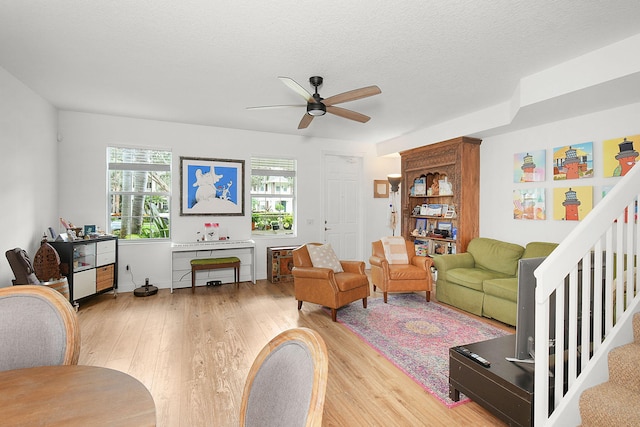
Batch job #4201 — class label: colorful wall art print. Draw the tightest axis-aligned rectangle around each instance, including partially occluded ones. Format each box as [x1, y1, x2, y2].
[513, 188, 546, 220]
[513, 150, 546, 182]
[602, 135, 640, 177]
[553, 186, 593, 221]
[553, 142, 594, 180]
[180, 156, 245, 216]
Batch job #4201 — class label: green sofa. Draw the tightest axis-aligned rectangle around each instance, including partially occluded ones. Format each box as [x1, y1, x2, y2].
[432, 237, 557, 326]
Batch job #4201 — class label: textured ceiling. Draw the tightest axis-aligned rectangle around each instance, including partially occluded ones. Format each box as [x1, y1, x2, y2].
[1, 1, 640, 145]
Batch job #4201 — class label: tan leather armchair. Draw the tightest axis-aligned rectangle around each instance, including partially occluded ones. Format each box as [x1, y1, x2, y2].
[292, 243, 370, 322]
[369, 239, 433, 303]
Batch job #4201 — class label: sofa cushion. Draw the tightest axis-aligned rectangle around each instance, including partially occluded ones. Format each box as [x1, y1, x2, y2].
[483, 277, 518, 302]
[467, 238, 524, 276]
[447, 268, 512, 291]
[522, 241, 558, 259]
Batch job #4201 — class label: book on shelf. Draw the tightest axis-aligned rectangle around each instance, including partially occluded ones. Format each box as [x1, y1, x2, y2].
[414, 239, 430, 257]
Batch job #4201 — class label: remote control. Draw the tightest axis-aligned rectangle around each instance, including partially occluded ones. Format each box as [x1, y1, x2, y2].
[455, 346, 491, 367]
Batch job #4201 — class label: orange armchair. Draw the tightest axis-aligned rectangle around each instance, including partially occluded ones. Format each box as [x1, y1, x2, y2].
[369, 239, 433, 303]
[292, 243, 370, 322]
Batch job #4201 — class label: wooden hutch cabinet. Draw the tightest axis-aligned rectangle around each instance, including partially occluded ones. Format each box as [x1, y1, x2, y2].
[400, 136, 481, 255]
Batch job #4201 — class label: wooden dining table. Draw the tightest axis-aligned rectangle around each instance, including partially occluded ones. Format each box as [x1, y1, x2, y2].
[0, 364, 156, 426]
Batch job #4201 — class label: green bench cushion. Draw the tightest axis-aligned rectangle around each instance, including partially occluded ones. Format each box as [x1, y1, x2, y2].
[190, 257, 240, 266]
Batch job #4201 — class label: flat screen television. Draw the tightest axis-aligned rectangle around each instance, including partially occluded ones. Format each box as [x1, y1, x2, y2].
[509, 254, 605, 377]
[510, 256, 551, 363]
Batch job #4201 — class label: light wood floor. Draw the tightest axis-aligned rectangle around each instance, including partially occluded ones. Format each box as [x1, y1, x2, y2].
[77, 279, 513, 426]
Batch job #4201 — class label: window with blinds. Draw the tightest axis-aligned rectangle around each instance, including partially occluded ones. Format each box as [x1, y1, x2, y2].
[251, 157, 296, 236]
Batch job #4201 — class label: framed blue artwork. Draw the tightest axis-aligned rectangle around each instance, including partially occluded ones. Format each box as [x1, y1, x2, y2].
[180, 156, 245, 216]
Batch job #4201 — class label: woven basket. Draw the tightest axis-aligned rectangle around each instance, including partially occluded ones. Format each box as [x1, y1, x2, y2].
[42, 277, 70, 301]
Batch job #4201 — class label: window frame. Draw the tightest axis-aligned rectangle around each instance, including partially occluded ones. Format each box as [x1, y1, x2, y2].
[250, 157, 296, 237]
[107, 146, 172, 241]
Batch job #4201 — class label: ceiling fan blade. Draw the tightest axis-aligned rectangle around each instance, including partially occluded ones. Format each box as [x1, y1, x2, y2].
[278, 76, 314, 103]
[326, 106, 371, 123]
[246, 104, 305, 110]
[298, 113, 314, 129]
[322, 85, 381, 106]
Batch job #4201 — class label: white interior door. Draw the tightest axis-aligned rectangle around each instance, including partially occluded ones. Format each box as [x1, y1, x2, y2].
[323, 154, 362, 260]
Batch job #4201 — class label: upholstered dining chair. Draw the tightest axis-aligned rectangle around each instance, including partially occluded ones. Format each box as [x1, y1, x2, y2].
[369, 237, 433, 303]
[239, 328, 329, 427]
[292, 243, 369, 322]
[0, 285, 80, 372]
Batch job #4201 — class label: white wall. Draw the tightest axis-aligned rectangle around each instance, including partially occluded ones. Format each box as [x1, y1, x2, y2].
[4, 60, 638, 293]
[57, 111, 400, 292]
[479, 102, 640, 247]
[0, 67, 58, 286]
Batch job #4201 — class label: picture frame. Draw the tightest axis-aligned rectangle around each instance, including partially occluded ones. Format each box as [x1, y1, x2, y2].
[373, 180, 389, 198]
[415, 218, 427, 233]
[83, 224, 96, 236]
[180, 156, 245, 216]
[413, 177, 427, 196]
[444, 205, 457, 218]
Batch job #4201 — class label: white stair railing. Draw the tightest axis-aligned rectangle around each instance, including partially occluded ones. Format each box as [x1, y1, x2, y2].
[533, 162, 640, 426]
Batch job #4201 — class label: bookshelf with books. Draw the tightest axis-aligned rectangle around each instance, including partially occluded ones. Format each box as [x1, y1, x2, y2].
[400, 136, 481, 256]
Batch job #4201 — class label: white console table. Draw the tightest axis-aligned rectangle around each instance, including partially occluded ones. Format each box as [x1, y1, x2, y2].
[170, 240, 256, 292]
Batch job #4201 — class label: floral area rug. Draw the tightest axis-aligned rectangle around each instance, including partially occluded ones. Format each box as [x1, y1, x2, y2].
[335, 293, 512, 407]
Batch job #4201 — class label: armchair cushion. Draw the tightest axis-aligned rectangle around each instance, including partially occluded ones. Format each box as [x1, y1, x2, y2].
[389, 264, 429, 281]
[307, 243, 343, 273]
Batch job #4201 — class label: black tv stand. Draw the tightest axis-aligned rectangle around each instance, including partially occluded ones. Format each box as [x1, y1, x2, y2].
[449, 335, 534, 427]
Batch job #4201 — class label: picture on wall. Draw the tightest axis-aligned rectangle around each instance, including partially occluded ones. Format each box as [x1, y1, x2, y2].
[552, 186, 592, 221]
[552, 142, 594, 180]
[513, 188, 546, 220]
[602, 134, 639, 177]
[180, 156, 245, 216]
[513, 150, 546, 182]
[373, 180, 389, 198]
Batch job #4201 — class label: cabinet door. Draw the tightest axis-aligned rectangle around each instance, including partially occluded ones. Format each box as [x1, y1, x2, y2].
[73, 269, 96, 300]
[96, 240, 116, 266]
[73, 242, 96, 271]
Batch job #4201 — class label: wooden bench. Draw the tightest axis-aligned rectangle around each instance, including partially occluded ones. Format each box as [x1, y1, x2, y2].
[190, 257, 241, 293]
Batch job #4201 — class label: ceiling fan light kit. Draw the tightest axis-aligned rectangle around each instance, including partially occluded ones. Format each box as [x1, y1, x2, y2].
[249, 75, 381, 129]
[306, 102, 326, 116]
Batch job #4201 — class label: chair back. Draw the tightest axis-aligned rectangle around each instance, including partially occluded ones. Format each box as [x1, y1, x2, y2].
[0, 285, 80, 372]
[372, 238, 414, 264]
[292, 243, 321, 268]
[240, 328, 329, 427]
[5, 248, 40, 285]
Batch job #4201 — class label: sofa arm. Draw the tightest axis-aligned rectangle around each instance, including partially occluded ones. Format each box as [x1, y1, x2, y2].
[432, 252, 475, 273]
[341, 260, 365, 275]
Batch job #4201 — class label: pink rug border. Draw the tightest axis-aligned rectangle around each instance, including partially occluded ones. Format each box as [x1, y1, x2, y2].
[335, 314, 470, 408]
